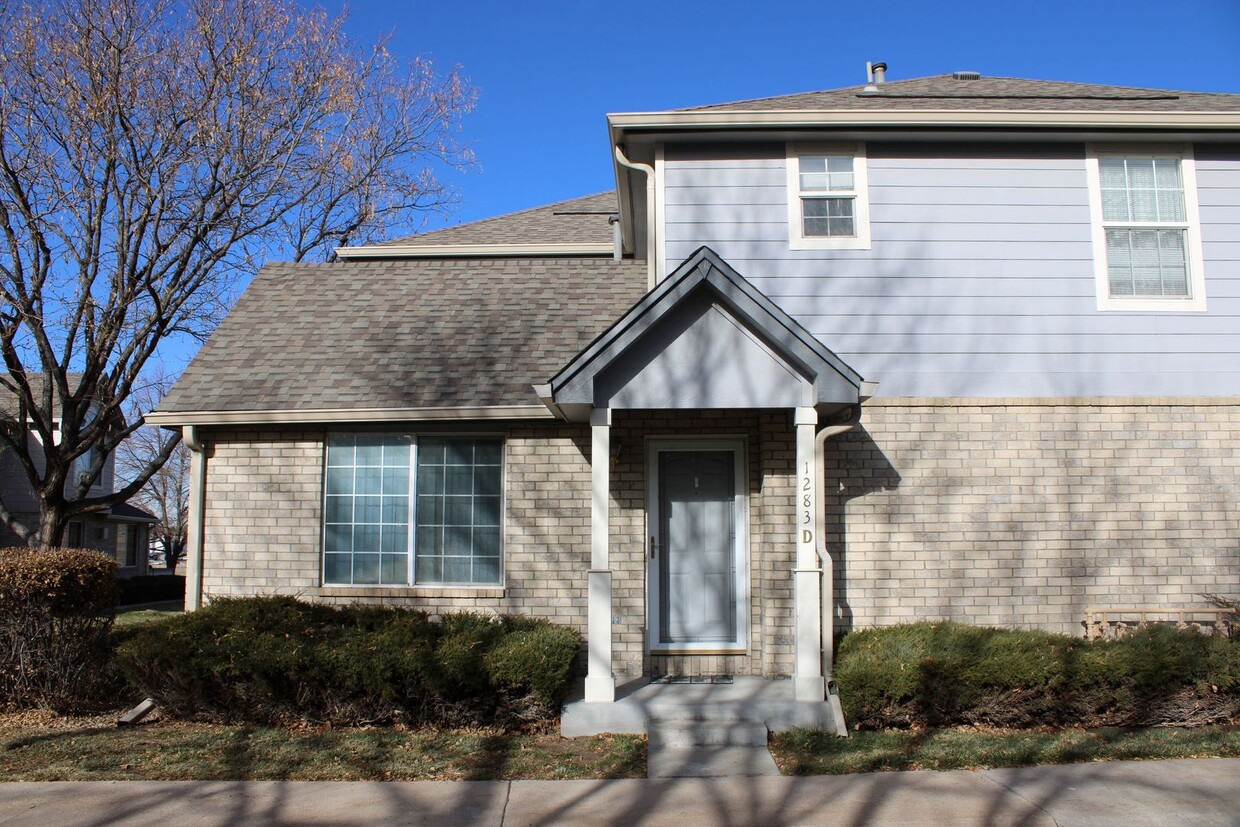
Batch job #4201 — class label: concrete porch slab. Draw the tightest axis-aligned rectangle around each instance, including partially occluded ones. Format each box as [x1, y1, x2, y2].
[560, 676, 841, 737]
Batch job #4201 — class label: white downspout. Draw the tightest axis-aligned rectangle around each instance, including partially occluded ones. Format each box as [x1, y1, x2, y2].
[814, 404, 859, 733]
[183, 425, 207, 611]
[614, 145, 657, 290]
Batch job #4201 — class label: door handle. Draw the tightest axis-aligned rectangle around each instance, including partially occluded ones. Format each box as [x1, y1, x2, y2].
[650, 536, 658, 559]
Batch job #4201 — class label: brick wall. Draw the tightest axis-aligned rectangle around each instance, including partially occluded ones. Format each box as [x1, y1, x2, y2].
[829, 399, 1240, 636]
[196, 399, 1240, 679]
[200, 426, 595, 623]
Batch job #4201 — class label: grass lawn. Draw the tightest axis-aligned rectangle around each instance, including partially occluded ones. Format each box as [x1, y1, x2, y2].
[771, 725, 1240, 775]
[0, 712, 645, 781]
[114, 601, 183, 627]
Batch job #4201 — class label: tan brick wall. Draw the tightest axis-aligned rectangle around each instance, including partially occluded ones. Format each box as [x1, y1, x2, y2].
[201, 426, 594, 623]
[197, 415, 802, 679]
[829, 400, 1240, 636]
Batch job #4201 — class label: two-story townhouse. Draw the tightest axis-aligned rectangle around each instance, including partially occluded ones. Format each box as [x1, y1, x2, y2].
[1, 377, 157, 574]
[146, 71, 1240, 732]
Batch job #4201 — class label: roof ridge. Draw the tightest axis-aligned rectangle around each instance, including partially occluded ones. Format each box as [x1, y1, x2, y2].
[374, 191, 617, 248]
[679, 74, 1240, 112]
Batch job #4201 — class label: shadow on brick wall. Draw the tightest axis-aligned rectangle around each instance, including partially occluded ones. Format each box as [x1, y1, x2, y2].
[825, 424, 901, 638]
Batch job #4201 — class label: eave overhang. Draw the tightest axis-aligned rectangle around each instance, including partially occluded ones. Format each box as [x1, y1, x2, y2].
[144, 405, 556, 428]
[334, 242, 614, 259]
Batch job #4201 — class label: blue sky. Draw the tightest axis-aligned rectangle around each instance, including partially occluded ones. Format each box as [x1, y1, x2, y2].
[312, 0, 1240, 235]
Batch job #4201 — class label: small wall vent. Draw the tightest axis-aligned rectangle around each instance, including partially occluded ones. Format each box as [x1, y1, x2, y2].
[952, 71, 981, 80]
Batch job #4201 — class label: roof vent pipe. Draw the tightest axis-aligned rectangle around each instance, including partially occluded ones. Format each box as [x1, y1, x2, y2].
[871, 61, 887, 84]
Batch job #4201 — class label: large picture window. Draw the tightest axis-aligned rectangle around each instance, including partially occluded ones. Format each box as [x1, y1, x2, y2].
[1086, 146, 1206, 311]
[323, 435, 502, 586]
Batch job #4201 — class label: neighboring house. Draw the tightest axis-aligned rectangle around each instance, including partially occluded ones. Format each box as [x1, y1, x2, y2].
[148, 70, 1240, 718]
[1, 378, 157, 575]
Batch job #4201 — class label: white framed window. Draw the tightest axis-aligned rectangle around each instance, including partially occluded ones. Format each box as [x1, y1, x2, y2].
[322, 434, 503, 587]
[786, 143, 871, 250]
[1085, 145, 1207, 312]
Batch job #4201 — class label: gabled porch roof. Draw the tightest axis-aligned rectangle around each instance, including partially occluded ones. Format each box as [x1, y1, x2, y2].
[542, 248, 865, 419]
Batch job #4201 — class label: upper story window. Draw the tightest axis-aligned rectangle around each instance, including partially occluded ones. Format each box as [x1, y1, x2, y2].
[323, 434, 503, 587]
[786, 143, 871, 250]
[1086, 145, 1206, 312]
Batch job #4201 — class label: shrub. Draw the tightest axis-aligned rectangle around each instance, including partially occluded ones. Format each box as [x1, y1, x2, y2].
[118, 574, 185, 606]
[485, 622, 582, 704]
[115, 597, 583, 727]
[836, 621, 1240, 731]
[0, 547, 118, 709]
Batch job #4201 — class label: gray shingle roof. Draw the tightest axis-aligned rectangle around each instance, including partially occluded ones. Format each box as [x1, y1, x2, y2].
[158, 257, 648, 413]
[685, 75, 1240, 113]
[369, 192, 618, 248]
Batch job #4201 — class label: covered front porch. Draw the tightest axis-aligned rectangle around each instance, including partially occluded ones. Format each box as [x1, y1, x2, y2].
[537, 248, 871, 735]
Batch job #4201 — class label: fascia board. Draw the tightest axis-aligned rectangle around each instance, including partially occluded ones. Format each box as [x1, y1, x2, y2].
[144, 405, 555, 427]
[608, 109, 1240, 132]
[334, 242, 613, 259]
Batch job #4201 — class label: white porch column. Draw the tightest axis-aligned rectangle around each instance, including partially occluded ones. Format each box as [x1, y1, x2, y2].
[183, 426, 207, 612]
[585, 408, 615, 703]
[793, 406, 825, 701]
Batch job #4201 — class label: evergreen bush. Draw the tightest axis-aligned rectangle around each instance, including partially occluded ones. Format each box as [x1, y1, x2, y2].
[114, 596, 583, 727]
[836, 620, 1240, 730]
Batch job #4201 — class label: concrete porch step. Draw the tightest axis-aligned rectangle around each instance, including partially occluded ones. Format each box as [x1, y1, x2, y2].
[647, 745, 781, 778]
[648, 720, 769, 748]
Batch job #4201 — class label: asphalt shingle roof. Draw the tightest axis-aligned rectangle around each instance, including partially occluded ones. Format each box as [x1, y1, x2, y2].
[685, 75, 1240, 113]
[158, 257, 647, 413]
[370, 192, 618, 249]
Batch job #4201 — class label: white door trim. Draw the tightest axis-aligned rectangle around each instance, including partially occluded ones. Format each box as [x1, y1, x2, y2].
[646, 437, 749, 654]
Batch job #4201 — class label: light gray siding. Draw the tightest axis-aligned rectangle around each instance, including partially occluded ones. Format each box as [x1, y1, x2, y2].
[662, 142, 1240, 397]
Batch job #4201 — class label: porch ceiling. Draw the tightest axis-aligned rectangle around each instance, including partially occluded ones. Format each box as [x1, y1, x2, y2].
[545, 247, 864, 417]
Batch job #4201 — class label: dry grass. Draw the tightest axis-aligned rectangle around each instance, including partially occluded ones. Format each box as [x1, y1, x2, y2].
[0, 711, 645, 781]
[771, 725, 1240, 775]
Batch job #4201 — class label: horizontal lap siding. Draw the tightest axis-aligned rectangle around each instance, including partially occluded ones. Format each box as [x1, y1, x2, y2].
[662, 143, 1240, 397]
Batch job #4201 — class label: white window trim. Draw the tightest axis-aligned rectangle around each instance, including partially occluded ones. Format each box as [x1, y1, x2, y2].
[320, 432, 506, 589]
[786, 142, 871, 251]
[1085, 144, 1207, 312]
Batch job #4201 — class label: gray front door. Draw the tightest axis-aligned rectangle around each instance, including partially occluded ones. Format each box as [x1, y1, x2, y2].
[658, 450, 738, 644]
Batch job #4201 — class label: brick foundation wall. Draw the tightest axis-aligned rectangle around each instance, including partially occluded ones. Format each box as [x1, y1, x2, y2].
[829, 399, 1240, 636]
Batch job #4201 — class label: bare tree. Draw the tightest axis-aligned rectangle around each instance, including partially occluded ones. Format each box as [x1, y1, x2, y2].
[0, 0, 474, 547]
[115, 375, 189, 570]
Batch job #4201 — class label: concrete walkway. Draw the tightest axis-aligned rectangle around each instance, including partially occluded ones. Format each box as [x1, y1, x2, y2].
[2, 758, 1238, 826]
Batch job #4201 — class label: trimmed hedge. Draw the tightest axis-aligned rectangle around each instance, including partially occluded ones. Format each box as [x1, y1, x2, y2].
[0, 547, 118, 709]
[119, 574, 185, 606]
[114, 596, 582, 727]
[836, 621, 1240, 730]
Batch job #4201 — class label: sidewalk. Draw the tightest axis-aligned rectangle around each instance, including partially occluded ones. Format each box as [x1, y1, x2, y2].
[1, 758, 1237, 826]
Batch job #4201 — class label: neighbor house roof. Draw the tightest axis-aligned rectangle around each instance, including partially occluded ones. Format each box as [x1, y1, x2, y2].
[151, 257, 648, 423]
[683, 75, 1240, 113]
[336, 193, 619, 258]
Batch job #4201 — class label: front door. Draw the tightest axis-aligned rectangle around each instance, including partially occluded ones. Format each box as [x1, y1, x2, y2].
[649, 441, 746, 651]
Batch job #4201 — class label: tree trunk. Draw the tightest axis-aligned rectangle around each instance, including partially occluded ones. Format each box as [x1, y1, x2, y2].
[35, 505, 68, 549]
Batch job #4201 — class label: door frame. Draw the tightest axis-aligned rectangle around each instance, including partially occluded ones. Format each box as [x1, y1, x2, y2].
[645, 436, 749, 655]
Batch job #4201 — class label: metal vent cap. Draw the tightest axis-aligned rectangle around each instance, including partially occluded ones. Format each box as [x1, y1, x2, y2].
[952, 70, 982, 80]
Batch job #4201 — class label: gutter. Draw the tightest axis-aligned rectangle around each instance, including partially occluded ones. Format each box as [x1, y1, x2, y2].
[333, 242, 613, 259]
[614, 145, 658, 290]
[144, 405, 555, 428]
[183, 426, 206, 612]
[608, 108, 1240, 133]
